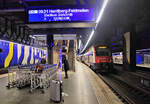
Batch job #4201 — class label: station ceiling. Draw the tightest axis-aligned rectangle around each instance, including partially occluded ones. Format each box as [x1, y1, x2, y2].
[87, 0, 150, 50]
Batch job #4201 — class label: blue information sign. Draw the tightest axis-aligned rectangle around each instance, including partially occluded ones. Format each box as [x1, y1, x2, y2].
[28, 8, 95, 23]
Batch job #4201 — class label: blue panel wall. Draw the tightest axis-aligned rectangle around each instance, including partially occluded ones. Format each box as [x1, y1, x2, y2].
[0, 39, 47, 68]
[19, 45, 25, 65]
[27, 47, 32, 64]
[0, 41, 9, 68]
[136, 53, 144, 64]
[33, 48, 35, 64]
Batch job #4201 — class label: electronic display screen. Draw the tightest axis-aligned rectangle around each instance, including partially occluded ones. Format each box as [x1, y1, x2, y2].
[28, 8, 95, 23]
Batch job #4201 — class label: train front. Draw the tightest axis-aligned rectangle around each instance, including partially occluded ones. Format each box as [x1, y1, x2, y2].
[92, 46, 113, 73]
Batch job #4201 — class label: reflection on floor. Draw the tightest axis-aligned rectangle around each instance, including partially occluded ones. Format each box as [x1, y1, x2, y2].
[137, 64, 150, 68]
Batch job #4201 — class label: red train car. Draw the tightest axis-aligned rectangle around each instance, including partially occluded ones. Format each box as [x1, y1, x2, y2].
[81, 45, 113, 73]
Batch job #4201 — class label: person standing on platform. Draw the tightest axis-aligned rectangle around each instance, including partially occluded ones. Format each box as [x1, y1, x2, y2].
[64, 56, 69, 79]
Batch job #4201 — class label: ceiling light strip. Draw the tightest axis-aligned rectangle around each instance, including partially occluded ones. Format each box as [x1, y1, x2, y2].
[80, 0, 109, 53]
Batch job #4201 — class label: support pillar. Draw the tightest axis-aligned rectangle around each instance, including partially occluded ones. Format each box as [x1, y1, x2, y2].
[47, 47, 53, 64]
[47, 34, 54, 64]
[130, 25, 136, 72]
[68, 40, 75, 72]
[123, 25, 136, 72]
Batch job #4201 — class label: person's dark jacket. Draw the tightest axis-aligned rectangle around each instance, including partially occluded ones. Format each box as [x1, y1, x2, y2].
[41, 58, 46, 64]
[64, 59, 69, 71]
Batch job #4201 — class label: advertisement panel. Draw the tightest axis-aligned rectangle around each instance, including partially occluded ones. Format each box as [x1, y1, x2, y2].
[112, 52, 123, 64]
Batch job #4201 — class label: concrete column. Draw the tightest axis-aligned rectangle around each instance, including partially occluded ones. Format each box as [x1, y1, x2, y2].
[130, 25, 136, 72]
[68, 40, 75, 72]
[48, 47, 53, 64]
[123, 32, 130, 71]
[47, 34, 54, 64]
[123, 25, 136, 72]
[68, 50, 75, 71]
[53, 47, 59, 64]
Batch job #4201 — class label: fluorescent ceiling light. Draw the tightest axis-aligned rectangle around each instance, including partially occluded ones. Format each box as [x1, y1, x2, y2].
[80, 0, 109, 53]
[81, 30, 95, 53]
[96, 0, 109, 23]
[33, 34, 47, 37]
[137, 48, 150, 52]
[29, 35, 36, 39]
[79, 39, 81, 49]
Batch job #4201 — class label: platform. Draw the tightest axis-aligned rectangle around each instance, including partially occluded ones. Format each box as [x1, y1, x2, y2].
[0, 61, 122, 104]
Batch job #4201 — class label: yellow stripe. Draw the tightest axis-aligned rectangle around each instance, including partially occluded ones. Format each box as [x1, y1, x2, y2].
[4, 43, 14, 68]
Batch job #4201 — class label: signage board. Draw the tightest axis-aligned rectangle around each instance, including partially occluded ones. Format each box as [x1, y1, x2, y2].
[54, 34, 76, 40]
[27, 8, 95, 23]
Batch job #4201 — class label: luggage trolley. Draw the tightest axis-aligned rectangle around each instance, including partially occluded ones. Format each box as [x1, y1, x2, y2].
[30, 64, 46, 93]
[29, 64, 58, 93]
[16, 64, 36, 89]
[6, 64, 58, 94]
[7, 66, 19, 88]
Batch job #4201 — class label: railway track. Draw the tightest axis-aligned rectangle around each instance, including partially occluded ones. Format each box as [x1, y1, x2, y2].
[98, 73, 150, 104]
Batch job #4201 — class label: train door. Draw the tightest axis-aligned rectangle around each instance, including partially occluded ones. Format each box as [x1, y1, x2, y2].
[88, 56, 89, 65]
[89, 52, 93, 66]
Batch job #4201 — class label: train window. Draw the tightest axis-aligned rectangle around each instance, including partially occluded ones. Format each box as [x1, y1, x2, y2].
[96, 51, 109, 56]
[95, 46, 110, 56]
[0, 48, 3, 53]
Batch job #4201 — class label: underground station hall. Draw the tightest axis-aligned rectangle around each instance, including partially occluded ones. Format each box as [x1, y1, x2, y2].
[0, 0, 150, 104]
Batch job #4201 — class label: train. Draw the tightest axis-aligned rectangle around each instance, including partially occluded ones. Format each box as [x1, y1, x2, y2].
[0, 39, 47, 69]
[79, 45, 113, 73]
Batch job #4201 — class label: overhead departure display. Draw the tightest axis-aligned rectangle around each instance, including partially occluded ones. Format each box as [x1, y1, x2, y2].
[27, 8, 95, 23]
